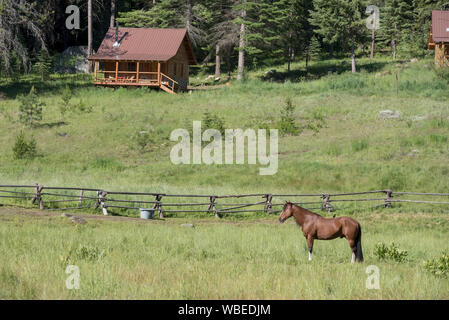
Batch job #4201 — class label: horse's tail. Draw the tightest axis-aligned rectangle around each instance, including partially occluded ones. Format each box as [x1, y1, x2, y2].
[355, 224, 364, 262]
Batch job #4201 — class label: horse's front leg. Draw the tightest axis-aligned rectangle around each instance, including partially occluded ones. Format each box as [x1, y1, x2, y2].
[306, 235, 314, 261]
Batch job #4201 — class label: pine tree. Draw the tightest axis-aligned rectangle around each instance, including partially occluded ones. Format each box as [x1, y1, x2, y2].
[210, 0, 240, 77]
[382, 0, 415, 59]
[412, 0, 446, 57]
[261, 0, 313, 71]
[309, 0, 368, 73]
[34, 49, 52, 81]
[308, 35, 321, 61]
[116, 0, 208, 48]
[60, 84, 72, 122]
[18, 86, 45, 129]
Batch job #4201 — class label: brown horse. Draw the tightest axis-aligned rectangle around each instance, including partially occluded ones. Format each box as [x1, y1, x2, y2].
[279, 202, 363, 263]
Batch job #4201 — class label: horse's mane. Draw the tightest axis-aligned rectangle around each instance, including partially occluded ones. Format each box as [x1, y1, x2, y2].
[285, 201, 322, 217]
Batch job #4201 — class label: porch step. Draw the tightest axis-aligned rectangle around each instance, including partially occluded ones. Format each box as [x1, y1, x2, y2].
[160, 84, 175, 94]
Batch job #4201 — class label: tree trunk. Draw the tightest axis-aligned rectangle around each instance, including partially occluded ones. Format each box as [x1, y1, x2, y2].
[88, 0, 93, 73]
[370, 11, 375, 59]
[287, 32, 292, 72]
[237, 22, 245, 80]
[351, 39, 356, 73]
[305, 49, 309, 78]
[186, 0, 192, 36]
[237, 12, 246, 80]
[392, 39, 396, 59]
[110, 0, 116, 28]
[215, 44, 221, 77]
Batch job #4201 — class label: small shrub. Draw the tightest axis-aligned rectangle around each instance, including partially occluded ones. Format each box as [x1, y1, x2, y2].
[89, 158, 125, 172]
[378, 169, 406, 190]
[326, 143, 342, 157]
[428, 114, 449, 129]
[305, 109, 326, 134]
[33, 49, 52, 81]
[423, 253, 449, 278]
[278, 98, 300, 136]
[135, 131, 153, 151]
[60, 245, 106, 265]
[351, 139, 369, 152]
[59, 84, 72, 121]
[17, 86, 45, 129]
[12, 131, 37, 160]
[74, 99, 93, 113]
[203, 111, 226, 135]
[327, 73, 366, 90]
[374, 242, 408, 263]
[433, 66, 449, 84]
[429, 134, 447, 144]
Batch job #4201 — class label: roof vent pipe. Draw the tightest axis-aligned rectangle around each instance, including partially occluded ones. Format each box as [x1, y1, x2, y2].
[113, 22, 120, 47]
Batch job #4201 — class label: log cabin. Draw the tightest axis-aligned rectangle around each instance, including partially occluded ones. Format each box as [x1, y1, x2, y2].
[428, 10, 449, 67]
[87, 27, 197, 93]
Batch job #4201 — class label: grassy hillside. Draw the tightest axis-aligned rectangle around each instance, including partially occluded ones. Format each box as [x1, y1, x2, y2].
[1, 57, 448, 300]
[0, 57, 448, 204]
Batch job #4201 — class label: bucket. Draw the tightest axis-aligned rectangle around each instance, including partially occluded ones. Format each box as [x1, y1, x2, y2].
[139, 208, 155, 220]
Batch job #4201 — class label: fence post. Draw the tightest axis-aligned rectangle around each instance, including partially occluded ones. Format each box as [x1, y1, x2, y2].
[384, 190, 392, 208]
[94, 191, 101, 209]
[78, 189, 84, 206]
[100, 191, 108, 215]
[153, 194, 163, 219]
[264, 194, 273, 215]
[31, 183, 44, 210]
[95, 191, 108, 215]
[321, 194, 334, 213]
[208, 196, 220, 218]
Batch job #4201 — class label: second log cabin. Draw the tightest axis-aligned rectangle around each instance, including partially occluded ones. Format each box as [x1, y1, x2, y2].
[428, 10, 449, 67]
[88, 27, 197, 93]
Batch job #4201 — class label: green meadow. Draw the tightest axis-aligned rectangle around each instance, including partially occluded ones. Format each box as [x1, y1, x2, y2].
[1, 57, 448, 197]
[0, 57, 448, 299]
[0, 208, 448, 299]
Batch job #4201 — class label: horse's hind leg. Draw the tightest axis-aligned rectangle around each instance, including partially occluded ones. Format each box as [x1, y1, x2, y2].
[347, 239, 356, 263]
[306, 236, 314, 261]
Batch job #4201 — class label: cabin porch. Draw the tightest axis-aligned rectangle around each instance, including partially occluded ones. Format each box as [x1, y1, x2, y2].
[93, 60, 179, 93]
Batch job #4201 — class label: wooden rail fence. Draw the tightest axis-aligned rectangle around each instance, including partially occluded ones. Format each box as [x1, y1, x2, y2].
[0, 184, 448, 218]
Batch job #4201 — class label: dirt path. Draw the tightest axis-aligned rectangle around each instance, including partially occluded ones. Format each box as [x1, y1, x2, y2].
[0, 206, 279, 226]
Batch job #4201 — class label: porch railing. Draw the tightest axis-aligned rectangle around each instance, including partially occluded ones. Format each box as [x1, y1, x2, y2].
[94, 69, 179, 92]
[95, 71, 159, 85]
[160, 73, 178, 92]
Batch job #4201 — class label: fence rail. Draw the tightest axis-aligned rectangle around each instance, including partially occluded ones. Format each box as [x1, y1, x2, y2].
[0, 184, 448, 219]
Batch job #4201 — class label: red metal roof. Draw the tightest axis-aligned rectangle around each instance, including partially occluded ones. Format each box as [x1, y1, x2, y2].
[88, 27, 197, 64]
[432, 11, 449, 43]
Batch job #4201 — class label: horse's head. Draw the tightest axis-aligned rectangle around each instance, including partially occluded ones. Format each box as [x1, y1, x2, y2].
[279, 201, 294, 223]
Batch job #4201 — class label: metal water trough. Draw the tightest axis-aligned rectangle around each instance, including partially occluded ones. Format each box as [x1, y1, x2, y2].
[139, 208, 155, 219]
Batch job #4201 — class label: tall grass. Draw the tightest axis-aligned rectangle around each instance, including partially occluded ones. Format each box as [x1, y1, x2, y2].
[0, 209, 447, 299]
